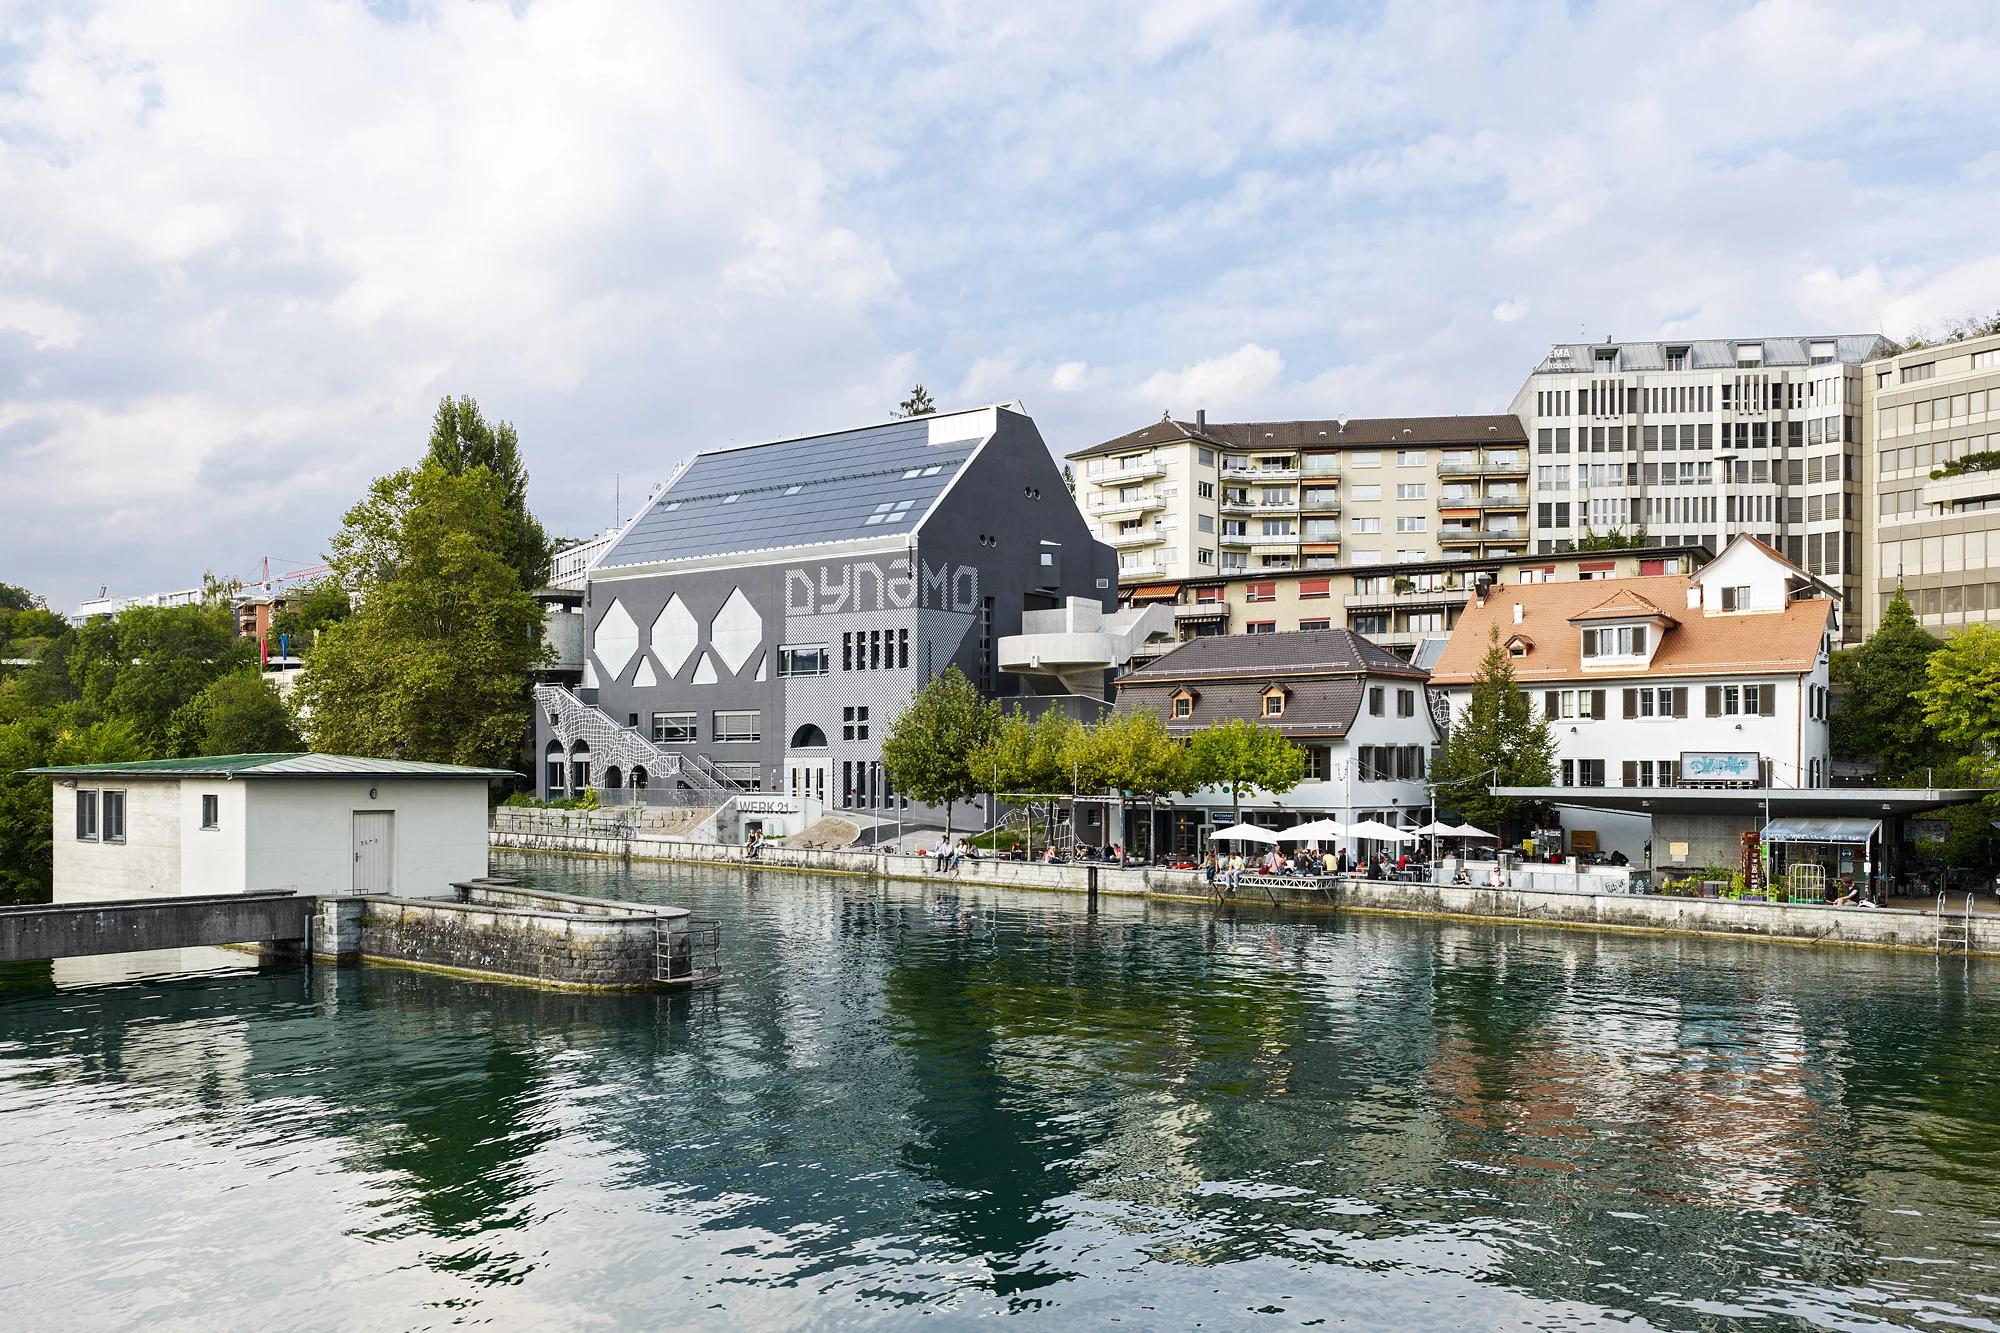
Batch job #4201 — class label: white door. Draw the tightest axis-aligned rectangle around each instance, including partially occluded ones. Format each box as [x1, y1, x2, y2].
[353, 811, 394, 893]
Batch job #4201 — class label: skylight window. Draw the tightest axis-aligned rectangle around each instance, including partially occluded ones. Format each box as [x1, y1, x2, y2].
[664, 501, 682, 511]
[863, 499, 918, 526]
[785, 485, 801, 495]
[902, 468, 922, 479]
[921, 465, 943, 476]
[723, 494, 739, 504]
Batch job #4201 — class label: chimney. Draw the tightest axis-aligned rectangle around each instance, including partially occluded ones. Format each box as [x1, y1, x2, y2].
[1686, 587, 1701, 609]
[1195, 409, 1206, 433]
[1512, 603, 1523, 624]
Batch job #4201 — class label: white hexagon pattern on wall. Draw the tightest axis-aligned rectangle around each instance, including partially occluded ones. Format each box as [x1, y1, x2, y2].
[593, 599, 639, 681]
[651, 595, 698, 678]
[710, 588, 762, 674]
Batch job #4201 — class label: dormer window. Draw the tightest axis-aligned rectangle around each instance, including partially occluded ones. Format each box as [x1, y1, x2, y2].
[1718, 585, 1752, 611]
[1171, 689, 1196, 719]
[1263, 692, 1284, 717]
[1582, 626, 1647, 658]
[1505, 634, 1533, 658]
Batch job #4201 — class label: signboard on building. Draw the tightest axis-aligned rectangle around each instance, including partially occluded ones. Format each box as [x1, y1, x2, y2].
[1680, 752, 1761, 785]
[737, 797, 800, 814]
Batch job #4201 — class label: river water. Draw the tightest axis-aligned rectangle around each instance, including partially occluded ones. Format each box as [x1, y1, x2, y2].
[2, 854, 1997, 1331]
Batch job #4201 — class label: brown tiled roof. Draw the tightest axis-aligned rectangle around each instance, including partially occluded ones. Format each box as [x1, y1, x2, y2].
[1567, 588, 1680, 624]
[1117, 675, 1374, 739]
[1123, 627, 1425, 681]
[1428, 577, 1833, 686]
[1068, 413, 1528, 461]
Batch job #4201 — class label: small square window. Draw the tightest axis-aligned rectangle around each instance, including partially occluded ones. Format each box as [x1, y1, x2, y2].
[1263, 694, 1284, 717]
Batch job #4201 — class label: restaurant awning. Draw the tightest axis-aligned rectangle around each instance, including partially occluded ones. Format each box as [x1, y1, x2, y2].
[1130, 583, 1181, 600]
[1760, 817, 1882, 844]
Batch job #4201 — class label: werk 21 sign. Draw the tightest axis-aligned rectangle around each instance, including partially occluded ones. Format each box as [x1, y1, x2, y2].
[1680, 752, 1761, 783]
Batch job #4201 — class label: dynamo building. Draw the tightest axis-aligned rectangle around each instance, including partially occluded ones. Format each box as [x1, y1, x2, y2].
[535, 405, 1116, 825]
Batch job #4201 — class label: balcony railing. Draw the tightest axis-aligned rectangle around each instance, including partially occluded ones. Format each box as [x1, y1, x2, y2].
[1174, 602, 1230, 619]
[1220, 499, 1300, 516]
[1300, 495, 1341, 512]
[1088, 494, 1165, 519]
[1300, 462, 1341, 479]
[1095, 460, 1167, 482]
[1438, 460, 1530, 477]
[1222, 465, 1300, 481]
[1219, 534, 1254, 549]
[1435, 494, 1529, 511]
[1104, 529, 1163, 548]
[1115, 562, 1167, 580]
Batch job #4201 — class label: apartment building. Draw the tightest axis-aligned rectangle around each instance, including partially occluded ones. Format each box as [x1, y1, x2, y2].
[1067, 413, 1531, 584]
[1431, 535, 1836, 792]
[1124, 544, 1710, 661]
[1511, 335, 1891, 640]
[1861, 327, 2000, 637]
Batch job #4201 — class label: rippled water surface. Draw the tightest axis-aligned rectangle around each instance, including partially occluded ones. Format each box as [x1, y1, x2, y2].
[4, 854, 1999, 1331]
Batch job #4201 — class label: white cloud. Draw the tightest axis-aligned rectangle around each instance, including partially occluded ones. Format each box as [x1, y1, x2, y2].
[5, 0, 2000, 603]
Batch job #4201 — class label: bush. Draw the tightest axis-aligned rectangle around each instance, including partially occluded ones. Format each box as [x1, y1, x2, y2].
[503, 789, 598, 811]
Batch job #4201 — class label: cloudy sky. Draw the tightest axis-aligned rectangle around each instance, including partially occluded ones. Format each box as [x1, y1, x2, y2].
[4, 0, 1999, 608]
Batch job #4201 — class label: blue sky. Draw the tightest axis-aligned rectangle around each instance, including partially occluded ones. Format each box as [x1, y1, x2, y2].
[4, 0, 2000, 608]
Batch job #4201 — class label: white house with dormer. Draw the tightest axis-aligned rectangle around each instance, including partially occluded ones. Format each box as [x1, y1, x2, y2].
[1430, 534, 1836, 791]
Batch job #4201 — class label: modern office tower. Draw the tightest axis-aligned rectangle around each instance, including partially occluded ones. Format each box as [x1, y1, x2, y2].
[1510, 336, 1891, 639]
[1862, 327, 2000, 637]
[1068, 413, 1530, 586]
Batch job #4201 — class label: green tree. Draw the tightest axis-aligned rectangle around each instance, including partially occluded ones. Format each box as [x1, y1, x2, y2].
[1062, 464, 1076, 496]
[1077, 708, 1192, 861]
[1431, 625, 1556, 833]
[1185, 717, 1305, 823]
[1918, 622, 2000, 779]
[164, 669, 302, 757]
[268, 580, 353, 656]
[424, 395, 552, 589]
[293, 463, 548, 767]
[0, 584, 36, 613]
[1832, 591, 1959, 781]
[897, 385, 936, 417]
[881, 666, 1000, 841]
[65, 603, 252, 747]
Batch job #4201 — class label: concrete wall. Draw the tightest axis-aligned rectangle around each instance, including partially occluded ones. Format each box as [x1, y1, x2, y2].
[491, 831, 2000, 956]
[0, 891, 314, 961]
[181, 779, 250, 896]
[53, 778, 183, 904]
[245, 778, 489, 897]
[314, 886, 675, 989]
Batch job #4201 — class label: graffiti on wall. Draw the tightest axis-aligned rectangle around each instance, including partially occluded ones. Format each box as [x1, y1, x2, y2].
[784, 558, 980, 616]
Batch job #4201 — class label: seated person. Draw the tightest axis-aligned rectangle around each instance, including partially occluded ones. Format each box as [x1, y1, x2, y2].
[1484, 866, 1506, 888]
[1453, 865, 1472, 885]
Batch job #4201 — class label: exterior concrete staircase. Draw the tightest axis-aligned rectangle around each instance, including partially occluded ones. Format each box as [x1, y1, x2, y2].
[535, 683, 745, 805]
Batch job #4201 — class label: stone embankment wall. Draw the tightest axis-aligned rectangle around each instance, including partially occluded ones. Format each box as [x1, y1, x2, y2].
[490, 828, 2000, 957]
[313, 880, 686, 989]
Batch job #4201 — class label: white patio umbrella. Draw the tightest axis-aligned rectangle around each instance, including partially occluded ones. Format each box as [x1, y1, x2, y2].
[1346, 818, 1416, 843]
[1412, 821, 1459, 836]
[1208, 823, 1279, 844]
[1449, 823, 1498, 839]
[1277, 819, 1347, 842]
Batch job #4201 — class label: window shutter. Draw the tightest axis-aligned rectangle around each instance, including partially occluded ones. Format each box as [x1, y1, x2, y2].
[1546, 691, 1560, 720]
[1760, 684, 1776, 717]
[1673, 687, 1688, 718]
[1590, 690, 1606, 720]
[1622, 761, 1638, 787]
[1623, 689, 1638, 719]
[1705, 686, 1722, 717]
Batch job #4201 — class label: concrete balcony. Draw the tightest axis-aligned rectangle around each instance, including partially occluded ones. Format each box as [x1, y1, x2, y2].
[1345, 587, 1473, 612]
[1115, 562, 1168, 581]
[1300, 463, 1342, 480]
[1174, 602, 1230, 620]
[1220, 498, 1300, 516]
[1218, 533, 1255, 549]
[1096, 460, 1167, 483]
[1438, 529, 1485, 547]
[1223, 465, 1300, 482]
[1249, 541, 1301, 557]
[1103, 528, 1164, 548]
[1088, 494, 1165, 520]
[1436, 494, 1529, 511]
[1438, 459, 1530, 478]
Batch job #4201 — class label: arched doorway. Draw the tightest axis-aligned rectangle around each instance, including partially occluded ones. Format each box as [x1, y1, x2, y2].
[786, 724, 830, 805]
[632, 766, 649, 790]
[604, 765, 623, 790]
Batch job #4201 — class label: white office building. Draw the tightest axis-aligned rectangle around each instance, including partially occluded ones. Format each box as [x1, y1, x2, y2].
[1510, 336, 1891, 641]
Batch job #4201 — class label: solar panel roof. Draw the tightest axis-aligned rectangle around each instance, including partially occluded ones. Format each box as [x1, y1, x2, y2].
[599, 417, 984, 569]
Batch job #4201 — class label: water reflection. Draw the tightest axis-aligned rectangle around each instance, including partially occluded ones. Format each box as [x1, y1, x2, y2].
[0, 856, 1995, 1330]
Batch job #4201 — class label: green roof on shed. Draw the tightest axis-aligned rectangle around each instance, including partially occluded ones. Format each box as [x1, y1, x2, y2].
[21, 753, 516, 780]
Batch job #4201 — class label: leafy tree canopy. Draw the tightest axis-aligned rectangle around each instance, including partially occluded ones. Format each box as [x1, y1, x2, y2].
[897, 385, 936, 417]
[1430, 625, 1555, 833]
[63, 603, 252, 748]
[0, 706, 147, 905]
[880, 666, 999, 837]
[1831, 590, 1962, 781]
[0, 583, 39, 613]
[165, 668, 302, 758]
[425, 395, 552, 590]
[1918, 621, 2000, 780]
[1081, 708, 1191, 800]
[268, 580, 353, 655]
[293, 463, 548, 767]
[1185, 716, 1305, 822]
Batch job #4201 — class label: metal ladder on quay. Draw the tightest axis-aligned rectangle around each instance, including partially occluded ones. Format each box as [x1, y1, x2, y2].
[656, 915, 723, 985]
[1936, 892, 1974, 953]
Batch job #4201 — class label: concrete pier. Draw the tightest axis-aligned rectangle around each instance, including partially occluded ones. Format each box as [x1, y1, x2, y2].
[0, 892, 314, 963]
